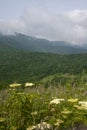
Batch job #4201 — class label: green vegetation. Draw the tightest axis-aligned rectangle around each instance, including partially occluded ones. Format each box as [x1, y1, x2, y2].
[1, 46, 87, 88]
[1, 35, 87, 129]
[0, 82, 87, 130]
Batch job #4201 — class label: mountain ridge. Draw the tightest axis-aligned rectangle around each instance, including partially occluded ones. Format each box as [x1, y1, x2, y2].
[0, 32, 87, 54]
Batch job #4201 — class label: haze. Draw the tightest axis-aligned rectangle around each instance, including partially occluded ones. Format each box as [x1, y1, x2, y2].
[0, 0, 87, 45]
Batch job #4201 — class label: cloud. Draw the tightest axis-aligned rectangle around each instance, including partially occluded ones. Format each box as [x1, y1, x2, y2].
[0, 20, 25, 34]
[0, 8, 87, 45]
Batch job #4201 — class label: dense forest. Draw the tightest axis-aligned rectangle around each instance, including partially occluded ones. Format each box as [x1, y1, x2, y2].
[0, 45, 87, 88]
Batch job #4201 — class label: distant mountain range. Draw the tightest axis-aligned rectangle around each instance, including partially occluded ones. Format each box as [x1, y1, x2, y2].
[0, 32, 87, 54]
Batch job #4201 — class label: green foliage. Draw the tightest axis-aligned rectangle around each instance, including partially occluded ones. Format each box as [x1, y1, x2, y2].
[1, 48, 87, 88]
[1, 82, 87, 130]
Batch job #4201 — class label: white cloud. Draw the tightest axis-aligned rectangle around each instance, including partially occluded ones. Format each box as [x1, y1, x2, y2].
[0, 9, 87, 45]
[0, 20, 25, 34]
[66, 10, 87, 24]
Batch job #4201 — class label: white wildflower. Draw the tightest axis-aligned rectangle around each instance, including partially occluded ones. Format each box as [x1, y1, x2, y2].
[26, 125, 36, 130]
[79, 101, 87, 106]
[9, 83, 21, 88]
[74, 105, 86, 110]
[31, 111, 38, 116]
[61, 109, 72, 114]
[50, 98, 64, 104]
[78, 101, 87, 109]
[55, 119, 64, 126]
[25, 82, 34, 87]
[68, 98, 78, 103]
[36, 122, 51, 130]
[57, 99, 64, 101]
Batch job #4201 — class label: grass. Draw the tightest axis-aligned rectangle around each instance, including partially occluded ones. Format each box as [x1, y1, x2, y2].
[0, 80, 87, 130]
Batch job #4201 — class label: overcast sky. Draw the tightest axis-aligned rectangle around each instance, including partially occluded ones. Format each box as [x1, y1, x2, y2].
[0, 0, 87, 45]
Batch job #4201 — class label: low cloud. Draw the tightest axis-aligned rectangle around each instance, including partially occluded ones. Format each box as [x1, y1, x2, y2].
[0, 8, 87, 45]
[0, 20, 25, 34]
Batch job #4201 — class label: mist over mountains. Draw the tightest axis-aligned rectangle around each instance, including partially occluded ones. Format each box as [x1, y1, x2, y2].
[0, 33, 87, 54]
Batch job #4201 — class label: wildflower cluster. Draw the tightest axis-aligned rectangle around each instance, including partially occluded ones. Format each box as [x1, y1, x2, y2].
[0, 83, 87, 130]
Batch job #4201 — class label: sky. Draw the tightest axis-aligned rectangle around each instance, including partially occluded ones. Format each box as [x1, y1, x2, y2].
[0, 0, 87, 45]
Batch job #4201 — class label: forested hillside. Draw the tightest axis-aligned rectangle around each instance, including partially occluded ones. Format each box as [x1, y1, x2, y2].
[0, 34, 87, 88]
[0, 44, 87, 88]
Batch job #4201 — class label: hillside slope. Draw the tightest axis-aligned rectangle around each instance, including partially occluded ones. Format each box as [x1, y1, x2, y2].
[0, 33, 87, 54]
[0, 46, 87, 87]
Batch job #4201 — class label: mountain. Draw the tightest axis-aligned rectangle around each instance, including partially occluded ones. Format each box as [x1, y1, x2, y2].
[0, 33, 87, 54]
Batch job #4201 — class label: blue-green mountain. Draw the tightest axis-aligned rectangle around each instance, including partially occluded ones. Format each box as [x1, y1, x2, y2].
[0, 33, 87, 54]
